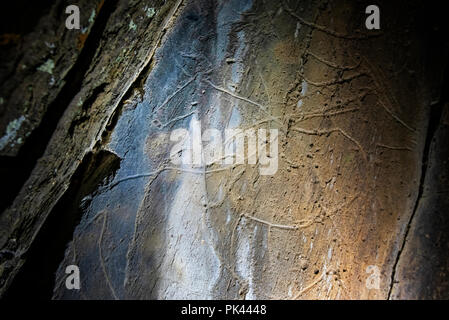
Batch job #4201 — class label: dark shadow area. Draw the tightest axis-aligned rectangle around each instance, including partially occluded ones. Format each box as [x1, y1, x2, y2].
[4, 150, 120, 299]
[0, 1, 54, 35]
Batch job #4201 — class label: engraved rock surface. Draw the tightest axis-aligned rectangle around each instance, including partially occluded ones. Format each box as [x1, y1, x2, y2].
[0, 0, 448, 300]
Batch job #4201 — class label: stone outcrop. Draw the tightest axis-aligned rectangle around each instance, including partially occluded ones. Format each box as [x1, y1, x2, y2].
[0, 0, 448, 299]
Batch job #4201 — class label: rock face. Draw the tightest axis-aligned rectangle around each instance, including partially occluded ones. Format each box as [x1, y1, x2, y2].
[390, 103, 449, 299]
[1, 0, 449, 299]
